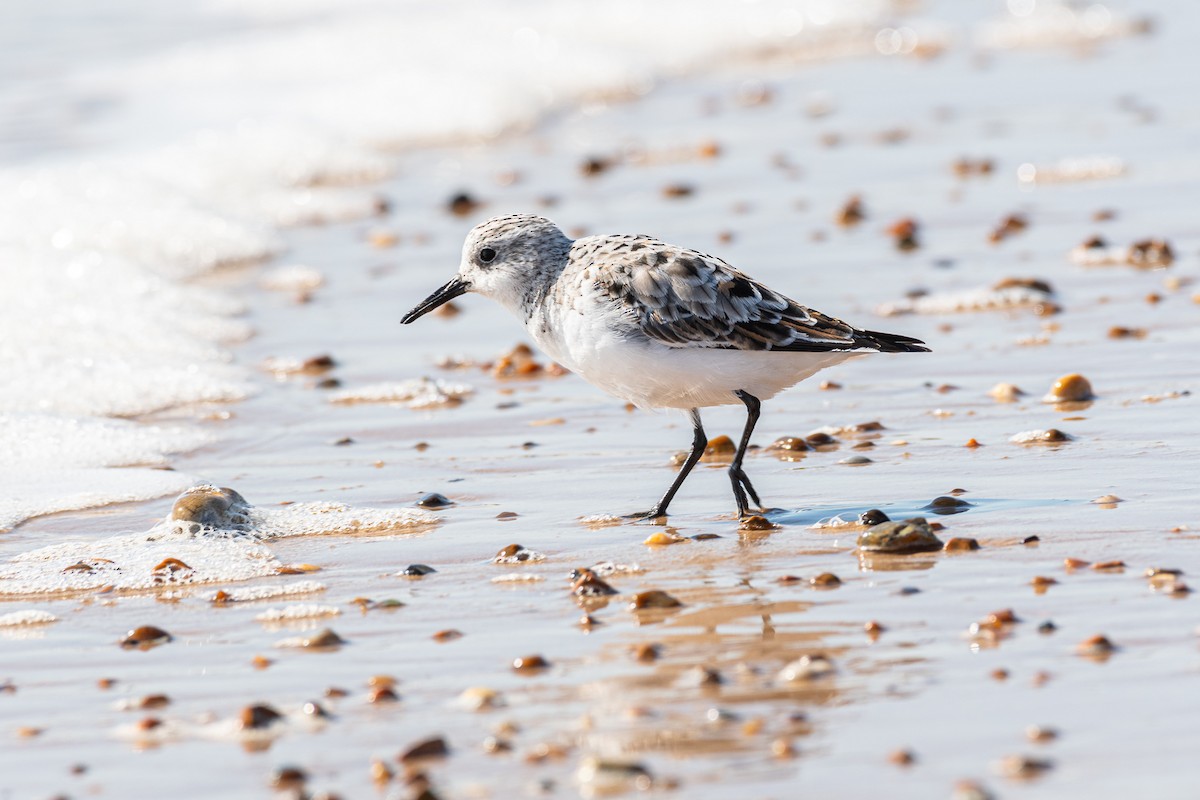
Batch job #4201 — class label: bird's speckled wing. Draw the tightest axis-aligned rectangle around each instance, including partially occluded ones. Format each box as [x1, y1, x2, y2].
[569, 235, 927, 353]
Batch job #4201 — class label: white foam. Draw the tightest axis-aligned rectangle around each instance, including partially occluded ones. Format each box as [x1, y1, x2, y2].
[0, 489, 437, 596]
[0, 610, 58, 627]
[254, 604, 341, 622]
[328, 378, 474, 409]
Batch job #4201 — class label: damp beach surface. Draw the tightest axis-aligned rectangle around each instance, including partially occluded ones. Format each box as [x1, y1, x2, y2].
[2, 2, 1199, 798]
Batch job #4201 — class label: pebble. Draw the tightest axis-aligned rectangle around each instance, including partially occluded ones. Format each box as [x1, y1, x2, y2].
[888, 749, 916, 766]
[399, 736, 450, 762]
[629, 590, 683, 610]
[240, 704, 284, 730]
[631, 643, 661, 663]
[457, 687, 502, 711]
[572, 570, 618, 597]
[810, 573, 842, 588]
[840, 455, 873, 466]
[1025, 725, 1059, 743]
[859, 509, 890, 526]
[886, 218, 920, 250]
[169, 485, 251, 528]
[1010, 429, 1072, 445]
[778, 654, 836, 682]
[926, 495, 972, 514]
[989, 383, 1025, 402]
[283, 628, 346, 650]
[1077, 634, 1117, 658]
[402, 564, 436, 577]
[995, 754, 1054, 780]
[739, 515, 778, 532]
[271, 767, 308, 790]
[1043, 373, 1094, 403]
[512, 655, 551, 674]
[944, 537, 980, 552]
[643, 531, 687, 545]
[447, 192, 480, 217]
[952, 780, 996, 800]
[416, 493, 453, 508]
[856, 517, 943, 554]
[864, 621, 885, 639]
[835, 195, 865, 226]
[120, 625, 172, 650]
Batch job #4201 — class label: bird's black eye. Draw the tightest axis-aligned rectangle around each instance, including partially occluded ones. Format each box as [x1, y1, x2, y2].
[478, 247, 497, 264]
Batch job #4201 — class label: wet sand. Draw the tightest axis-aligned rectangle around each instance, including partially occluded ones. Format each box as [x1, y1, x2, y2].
[3, 4, 1200, 798]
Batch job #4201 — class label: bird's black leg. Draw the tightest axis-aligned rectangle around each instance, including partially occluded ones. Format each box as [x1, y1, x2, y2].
[627, 408, 705, 519]
[730, 390, 763, 517]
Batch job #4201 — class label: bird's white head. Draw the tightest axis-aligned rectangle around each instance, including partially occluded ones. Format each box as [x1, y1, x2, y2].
[402, 214, 573, 323]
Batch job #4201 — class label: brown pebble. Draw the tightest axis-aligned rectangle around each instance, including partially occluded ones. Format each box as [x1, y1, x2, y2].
[496, 511, 518, 520]
[239, 704, 284, 730]
[662, 183, 695, 199]
[631, 643, 661, 663]
[769, 436, 810, 452]
[97, 678, 117, 690]
[134, 718, 161, 732]
[399, 736, 449, 763]
[579, 156, 615, 177]
[771, 738, 797, 759]
[835, 195, 865, 227]
[1091, 560, 1126, 572]
[298, 629, 346, 649]
[886, 218, 920, 251]
[997, 754, 1054, 780]
[888, 748, 916, 766]
[1077, 634, 1117, 658]
[15, 726, 43, 738]
[432, 629, 463, 643]
[512, 654, 551, 673]
[120, 625, 172, 650]
[820, 380, 842, 390]
[137, 694, 171, 710]
[964, 438, 982, 448]
[447, 192, 480, 217]
[572, 570, 617, 597]
[1063, 558, 1090, 570]
[987, 213, 1028, 244]
[944, 537, 981, 552]
[324, 687, 348, 699]
[151, 557, 192, 576]
[864, 621, 885, 639]
[629, 590, 683, 610]
[368, 687, 399, 704]
[705, 435, 735, 456]
[810, 572, 841, 588]
[991, 668, 1010, 681]
[739, 515, 777, 532]
[1043, 373, 1094, 403]
[271, 767, 308, 790]
[1026, 725, 1059, 743]
[1030, 576, 1057, 593]
[494, 543, 531, 562]
[1108, 325, 1147, 340]
[370, 759, 394, 784]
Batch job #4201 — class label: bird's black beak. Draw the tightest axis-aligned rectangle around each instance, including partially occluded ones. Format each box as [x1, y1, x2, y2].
[401, 277, 469, 324]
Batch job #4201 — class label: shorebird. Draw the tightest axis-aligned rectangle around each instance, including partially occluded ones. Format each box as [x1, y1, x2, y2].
[402, 214, 928, 518]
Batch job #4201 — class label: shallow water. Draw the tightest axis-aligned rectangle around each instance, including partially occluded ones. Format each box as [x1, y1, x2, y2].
[4, 1, 1200, 798]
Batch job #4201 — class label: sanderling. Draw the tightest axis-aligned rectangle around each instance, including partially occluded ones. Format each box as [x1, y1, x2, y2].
[402, 214, 928, 519]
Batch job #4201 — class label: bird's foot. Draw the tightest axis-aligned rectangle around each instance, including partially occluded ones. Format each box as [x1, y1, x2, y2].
[624, 509, 667, 521]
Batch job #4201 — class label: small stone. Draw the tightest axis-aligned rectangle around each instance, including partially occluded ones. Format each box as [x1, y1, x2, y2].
[859, 509, 890, 526]
[840, 455, 873, 466]
[512, 655, 551, 673]
[1038, 621, 1058, 635]
[995, 754, 1054, 780]
[1063, 558, 1090, 570]
[643, 531, 687, 545]
[835, 195, 865, 227]
[944, 537, 980, 552]
[739, 515, 777, 532]
[1030, 576, 1057, 592]
[888, 749, 916, 766]
[432, 629, 463, 643]
[457, 687, 502, 711]
[399, 736, 450, 762]
[1091, 560, 1126, 572]
[1023, 535, 1041, 545]
[778, 654, 836, 682]
[416, 493, 452, 508]
[1077, 634, 1117, 658]
[120, 625, 172, 650]
[271, 767, 308, 790]
[805, 432, 837, 447]
[856, 517, 943, 554]
[952, 780, 996, 800]
[1043, 374, 1094, 403]
[629, 590, 683, 610]
[447, 192, 480, 217]
[402, 564, 436, 576]
[494, 544, 530, 562]
[810, 573, 841, 588]
[662, 183, 695, 199]
[1026, 726, 1058, 743]
[572, 570, 618, 597]
[169, 486, 251, 528]
[704, 435, 736, 457]
[989, 383, 1025, 402]
[1091, 494, 1122, 505]
[1011, 429, 1072, 445]
[769, 436, 809, 452]
[368, 687, 399, 704]
[864, 621, 885, 638]
[631, 643, 661, 663]
[297, 628, 346, 649]
[926, 495, 972, 514]
[239, 704, 284, 730]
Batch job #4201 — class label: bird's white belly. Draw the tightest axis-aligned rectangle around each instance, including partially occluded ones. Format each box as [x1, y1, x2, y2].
[530, 309, 861, 409]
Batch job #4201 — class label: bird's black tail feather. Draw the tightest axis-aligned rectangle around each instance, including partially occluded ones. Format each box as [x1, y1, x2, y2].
[857, 329, 931, 353]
